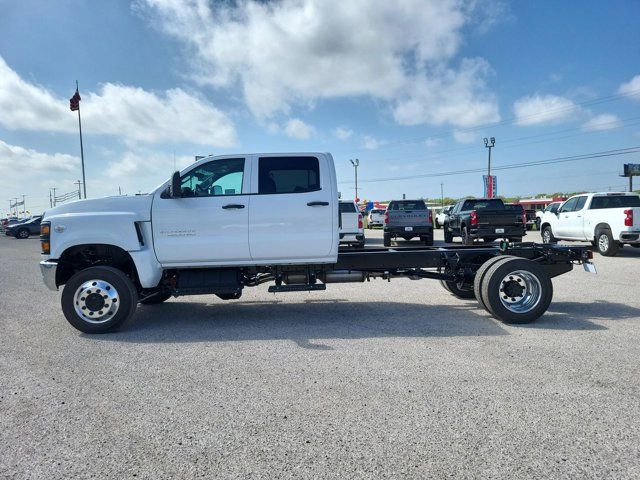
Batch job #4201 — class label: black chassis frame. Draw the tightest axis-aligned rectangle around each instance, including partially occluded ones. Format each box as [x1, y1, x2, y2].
[150, 242, 592, 298]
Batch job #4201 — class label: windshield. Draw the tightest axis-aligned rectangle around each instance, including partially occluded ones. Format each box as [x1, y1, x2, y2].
[389, 200, 426, 211]
[462, 199, 504, 210]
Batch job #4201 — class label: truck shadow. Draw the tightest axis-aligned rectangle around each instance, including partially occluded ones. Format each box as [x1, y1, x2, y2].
[90, 298, 611, 346]
[525, 300, 640, 329]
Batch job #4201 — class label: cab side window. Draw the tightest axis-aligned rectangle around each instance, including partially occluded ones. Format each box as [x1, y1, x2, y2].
[180, 158, 244, 197]
[559, 197, 578, 213]
[258, 157, 320, 194]
[573, 196, 587, 211]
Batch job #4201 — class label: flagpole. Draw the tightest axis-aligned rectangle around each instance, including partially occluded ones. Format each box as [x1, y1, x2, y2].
[75, 80, 87, 199]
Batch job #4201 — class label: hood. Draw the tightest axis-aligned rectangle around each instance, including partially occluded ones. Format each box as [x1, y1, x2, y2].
[44, 195, 153, 221]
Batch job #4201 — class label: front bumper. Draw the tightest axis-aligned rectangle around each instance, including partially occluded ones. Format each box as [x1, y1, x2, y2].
[40, 260, 58, 291]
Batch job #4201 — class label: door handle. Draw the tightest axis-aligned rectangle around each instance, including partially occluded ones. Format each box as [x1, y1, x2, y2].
[222, 204, 245, 209]
[307, 201, 329, 206]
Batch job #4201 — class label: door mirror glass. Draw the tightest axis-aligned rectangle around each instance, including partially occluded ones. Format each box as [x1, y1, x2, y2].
[170, 171, 181, 198]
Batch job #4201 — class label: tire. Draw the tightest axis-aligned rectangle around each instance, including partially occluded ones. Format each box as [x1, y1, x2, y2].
[383, 233, 391, 247]
[139, 291, 172, 305]
[541, 225, 556, 244]
[461, 226, 473, 246]
[16, 228, 30, 239]
[443, 224, 453, 243]
[481, 258, 553, 324]
[422, 235, 434, 246]
[473, 255, 516, 311]
[595, 229, 619, 256]
[631, 244, 640, 249]
[535, 219, 541, 231]
[439, 279, 476, 299]
[61, 266, 138, 333]
[216, 292, 242, 300]
[435, 219, 440, 229]
[356, 240, 365, 249]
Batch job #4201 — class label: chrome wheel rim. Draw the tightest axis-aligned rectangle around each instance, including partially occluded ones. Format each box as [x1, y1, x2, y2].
[598, 234, 609, 252]
[499, 270, 542, 314]
[19, 230, 29, 238]
[73, 280, 120, 323]
[542, 229, 551, 243]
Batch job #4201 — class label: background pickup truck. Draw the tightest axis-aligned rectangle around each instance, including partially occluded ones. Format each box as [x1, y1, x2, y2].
[338, 200, 365, 248]
[383, 199, 433, 246]
[445, 198, 526, 245]
[540, 192, 640, 256]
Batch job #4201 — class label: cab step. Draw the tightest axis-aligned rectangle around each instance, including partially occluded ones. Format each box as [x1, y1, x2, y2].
[268, 284, 327, 293]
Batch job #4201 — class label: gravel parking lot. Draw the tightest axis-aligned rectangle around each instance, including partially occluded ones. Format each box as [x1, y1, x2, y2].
[1, 231, 640, 479]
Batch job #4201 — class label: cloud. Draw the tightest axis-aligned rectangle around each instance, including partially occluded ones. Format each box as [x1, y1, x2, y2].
[0, 56, 236, 147]
[335, 127, 353, 140]
[618, 74, 640, 99]
[283, 118, 314, 139]
[362, 135, 385, 150]
[513, 94, 577, 126]
[106, 150, 193, 180]
[140, 0, 500, 127]
[0, 140, 80, 207]
[424, 137, 440, 147]
[581, 113, 622, 131]
[452, 130, 477, 144]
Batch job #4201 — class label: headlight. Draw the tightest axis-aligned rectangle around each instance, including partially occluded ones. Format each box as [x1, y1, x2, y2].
[40, 222, 51, 254]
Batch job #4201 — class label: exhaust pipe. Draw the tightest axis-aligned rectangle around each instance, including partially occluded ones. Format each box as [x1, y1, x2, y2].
[283, 270, 365, 285]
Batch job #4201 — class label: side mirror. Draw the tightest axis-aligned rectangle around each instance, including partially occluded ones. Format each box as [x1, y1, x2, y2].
[170, 171, 181, 198]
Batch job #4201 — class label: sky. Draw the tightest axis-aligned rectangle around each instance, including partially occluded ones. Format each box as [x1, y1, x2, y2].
[1, 0, 639, 217]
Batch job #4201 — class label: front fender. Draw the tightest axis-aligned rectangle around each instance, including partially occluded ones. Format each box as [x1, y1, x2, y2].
[47, 212, 142, 259]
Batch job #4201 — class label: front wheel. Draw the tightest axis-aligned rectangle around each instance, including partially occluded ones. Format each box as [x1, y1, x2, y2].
[541, 226, 556, 244]
[440, 279, 476, 299]
[435, 219, 440, 229]
[383, 233, 391, 247]
[16, 228, 30, 239]
[443, 226, 453, 243]
[61, 266, 138, 333]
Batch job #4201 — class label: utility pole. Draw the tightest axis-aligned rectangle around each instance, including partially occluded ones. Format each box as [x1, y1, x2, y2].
[13, 198, 18, 217]
[483, 137, 496, 198]
[74, 180, 82, 200]
[349, 158, 360, 201]
[49, 189, 53, 208]
[440, 182, 444, 207]
[52, 188, 57, 207]
[21, 194, 26, 217]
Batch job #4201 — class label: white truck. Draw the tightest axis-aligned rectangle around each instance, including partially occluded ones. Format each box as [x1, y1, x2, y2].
[39, 152, 594, 333]
[540, 192, 640, 256]
[338, 200, 365, 248]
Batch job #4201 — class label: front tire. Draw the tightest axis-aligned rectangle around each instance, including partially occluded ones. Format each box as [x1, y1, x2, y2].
[595, 229, 619, 256]
[16, 228, 30, 239]
[541, 225, 556, 244]
[61, 266, 138, 333]
[383, 233, 391, 247]
[443, 225, 453, 243]
[440, 279, 475, 299]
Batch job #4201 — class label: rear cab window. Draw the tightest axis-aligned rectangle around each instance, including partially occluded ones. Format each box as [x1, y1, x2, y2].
[389, 200, 427, 211]
[461, 199, 505, 210]
[339, 202, 358, 213]
[590, 195, 640, 209]
[258, 156, 320, 194]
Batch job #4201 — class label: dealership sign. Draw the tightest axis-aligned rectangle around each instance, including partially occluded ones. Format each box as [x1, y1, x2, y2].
[623, 164, 640, 176]
[483, 175, 497, 198]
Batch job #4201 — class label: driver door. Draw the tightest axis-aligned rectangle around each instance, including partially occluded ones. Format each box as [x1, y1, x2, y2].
[152, 157, 252, 265]
[554, 197, 578, 238]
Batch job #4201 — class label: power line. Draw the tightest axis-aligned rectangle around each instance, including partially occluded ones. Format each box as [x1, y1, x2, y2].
[339, 146, 640, 184]
[338, 87, 640, 156]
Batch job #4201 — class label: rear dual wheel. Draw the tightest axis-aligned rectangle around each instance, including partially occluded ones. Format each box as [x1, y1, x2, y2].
[477, 257, 553, 324]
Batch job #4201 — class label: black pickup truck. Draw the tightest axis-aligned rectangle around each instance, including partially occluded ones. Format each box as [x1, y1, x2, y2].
[444, 198, 526, 245]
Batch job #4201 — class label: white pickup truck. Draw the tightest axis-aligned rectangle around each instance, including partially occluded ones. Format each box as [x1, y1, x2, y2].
[540, 192, 640, 256]
[39, 152, 594, 333]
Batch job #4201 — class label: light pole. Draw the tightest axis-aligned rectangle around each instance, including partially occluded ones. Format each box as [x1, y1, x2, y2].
[483, 137, 496, 197]
[440, 182, 444, 207]
[350, 158, 360, 201]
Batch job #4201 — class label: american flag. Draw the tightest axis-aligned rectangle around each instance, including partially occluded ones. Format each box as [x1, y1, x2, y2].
[69, 89, 81, 111]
